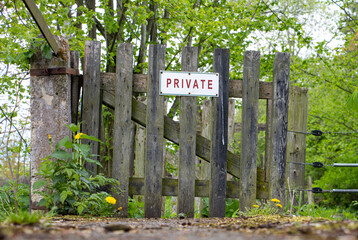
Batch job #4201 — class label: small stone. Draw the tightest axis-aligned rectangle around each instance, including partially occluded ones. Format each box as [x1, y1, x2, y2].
[103, 223, 132, 232]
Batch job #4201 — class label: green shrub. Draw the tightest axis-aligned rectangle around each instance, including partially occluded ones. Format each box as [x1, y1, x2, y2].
[34, 124, 121, 216]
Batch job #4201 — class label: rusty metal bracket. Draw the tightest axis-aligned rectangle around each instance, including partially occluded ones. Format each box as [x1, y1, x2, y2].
[30, 67, 79, 76]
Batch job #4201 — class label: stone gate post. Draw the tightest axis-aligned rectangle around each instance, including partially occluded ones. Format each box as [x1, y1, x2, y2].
[29, 37, 72, 209]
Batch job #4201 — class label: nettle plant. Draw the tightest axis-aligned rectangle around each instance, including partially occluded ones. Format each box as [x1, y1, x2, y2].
[34, 124, 121, 216]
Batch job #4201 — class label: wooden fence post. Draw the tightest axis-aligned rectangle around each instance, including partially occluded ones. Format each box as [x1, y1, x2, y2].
[240, 50, 260, 211]
[82, 41, 101, 174]
[287, 86, 308, 205]
[145, 44, 166, 218]
[210, 48, 230, 217]
[269, 52, 290, 204]
[178, 47, 198, 218]
[112, 43, 134, 217]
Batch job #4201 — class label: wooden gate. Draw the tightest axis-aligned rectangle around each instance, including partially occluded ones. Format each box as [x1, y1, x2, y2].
[79, 41, 291, 218]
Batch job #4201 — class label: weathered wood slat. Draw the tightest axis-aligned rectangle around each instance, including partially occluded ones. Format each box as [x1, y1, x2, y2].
[145, 45, 166, 218]
[287, 86, 308, 205]
[100, 73, 272, 99]
[229, 80, 272, 99]
[112, 43, 134, 217]
[129, 177, 268, 199]
[178, 47, 198, 218]
[199, 100, 212, 216]
[70, 51, 81, 124]
[210, 48, 230, 217]
[269, 52, 290, 204]
[101, 94, 241, 179]
[82, 41, 101, 174]
[134, 120, 146, 178]
[227, 99, 236, 152]
[265, 99, 273, 182]
[240, 50, 260, 211]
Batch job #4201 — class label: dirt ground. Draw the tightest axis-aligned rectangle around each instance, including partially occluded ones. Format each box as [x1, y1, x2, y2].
[1, 216, 357, 240]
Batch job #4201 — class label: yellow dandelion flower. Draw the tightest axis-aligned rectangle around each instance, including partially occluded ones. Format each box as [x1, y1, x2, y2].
[271, 198, 280, 203]
[252, 205, 260, 208]
[74, 132, 84, 140]
[118, 207, 123, 211]
[276, 203, 283, 208]
[48, 135, 52, 140]
[105, 196, 116, 205]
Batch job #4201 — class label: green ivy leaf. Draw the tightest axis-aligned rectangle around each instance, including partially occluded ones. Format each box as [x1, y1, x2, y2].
[346, 89, 358, 112]
[51, 150, 71, 161]
[80, 134, 102, 143]
[60, 190, 68, 204]
[56, 136, 73, 149]
[84, 157, 103, 167]
[77, 204, 85, 215]
[66, 123, 80, 134]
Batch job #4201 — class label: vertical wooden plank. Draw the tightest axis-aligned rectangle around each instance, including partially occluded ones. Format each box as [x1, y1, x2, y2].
[162, 98, 169, 217]
[227, 99, 236, 152]
[269, 52, 290, 204]
[82, 41, 101, 174]
[265, 99, 272, 183]
[145, 44, 166, 218]
[307, 176, 314, 205]
[199, 100, 212, 216]
[112, 43, 134, 217]
[209, 48, 230, 217]
[134, 97, 147, 178]
[134, 125, 146, 177]
[70, 51, 81, 124]
[178, 47, 198, 218]
[240, 51, 260, 211]
[226, 96, 236, 182]
[287, 86, 308, 205]
[104, 109, 114, 178]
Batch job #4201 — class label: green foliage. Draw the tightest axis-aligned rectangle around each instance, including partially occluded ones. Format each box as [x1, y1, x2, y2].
[128, 197, 144, 218]
[225, 199, 240, 217]
[5, 211, 42, 225]
[163, 196, 177, 218]
[199, 198, 240, 218]
[293, 204, 357, 220]
[34, 124, 121, 216]
[232, 199, 283, 217]
[0, 182, 30, 221]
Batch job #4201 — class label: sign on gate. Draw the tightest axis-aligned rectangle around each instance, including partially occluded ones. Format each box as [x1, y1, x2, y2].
[159, 71, 219, 97]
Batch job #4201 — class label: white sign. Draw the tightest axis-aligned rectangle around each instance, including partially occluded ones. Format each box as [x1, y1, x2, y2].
[159, 71, 219, 97]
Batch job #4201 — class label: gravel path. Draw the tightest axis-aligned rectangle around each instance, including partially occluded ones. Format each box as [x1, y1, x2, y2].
[1, 216, 357, 240]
